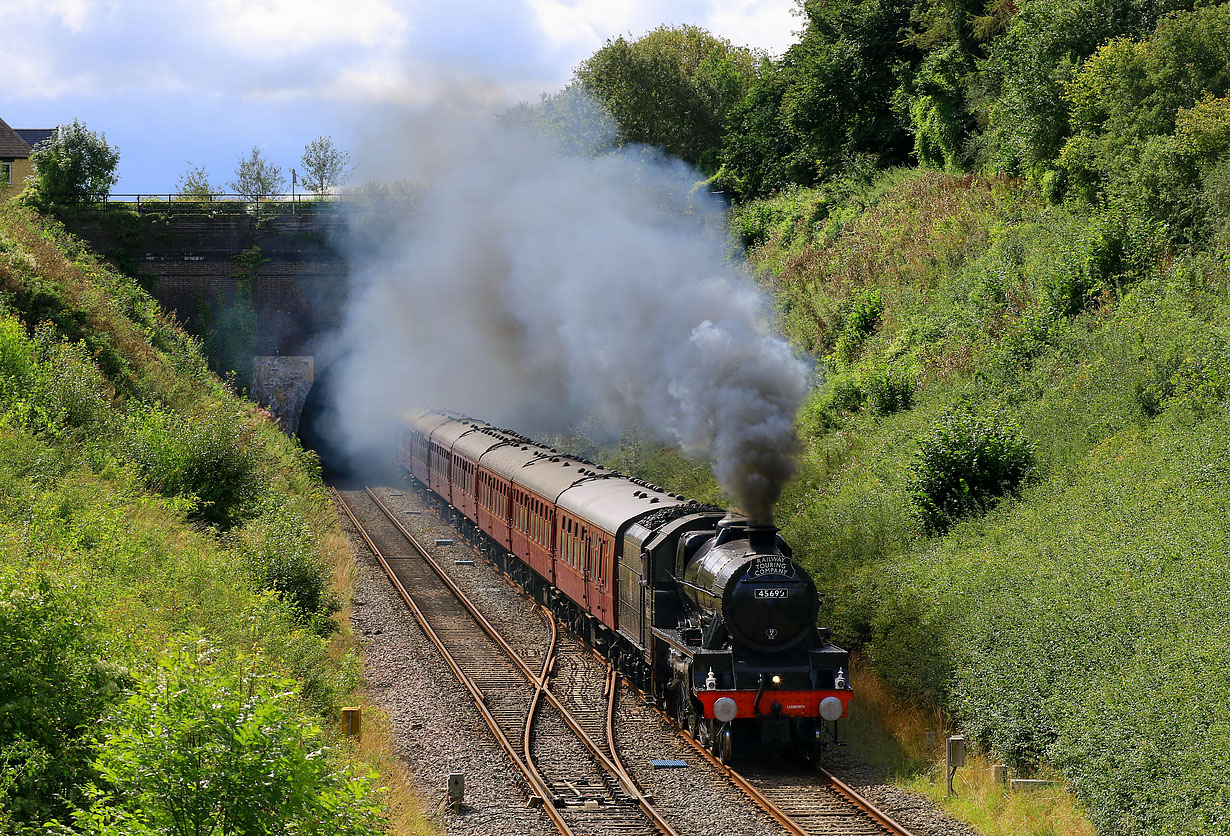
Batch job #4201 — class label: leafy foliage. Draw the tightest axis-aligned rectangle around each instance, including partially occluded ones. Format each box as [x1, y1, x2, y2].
[1054, 4, 1230, 240]
[981, 0, 1172, 174]
[299, 136, 350, 195]
[715, 0, 917, 197]
[26, 119, 120, 205]
[500, 86, 620, 157]
[226, 504, 340, 631]
[909, 412, 1036, 532]
[62, 643, 384, 836]
[174, 164, 215, 200]
[0, 575, 125, 827]
[119, 402, 264, 529]
[228, 147, 286, 201]
[573, 25, 762, 172]
[830, 288, 884, 367]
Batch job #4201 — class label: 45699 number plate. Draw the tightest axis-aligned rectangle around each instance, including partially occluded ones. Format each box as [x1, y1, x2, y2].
[754, 588, 789, 599]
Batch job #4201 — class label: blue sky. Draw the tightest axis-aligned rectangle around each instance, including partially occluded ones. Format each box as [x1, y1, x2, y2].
[1, 1, 801, 193]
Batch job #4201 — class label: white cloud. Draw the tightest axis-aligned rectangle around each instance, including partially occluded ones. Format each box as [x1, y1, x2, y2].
[524, 0, 799, 80]
[11, 0, 96, 32]
[706, 0, 800, 56]
[205, 0, 409, 57]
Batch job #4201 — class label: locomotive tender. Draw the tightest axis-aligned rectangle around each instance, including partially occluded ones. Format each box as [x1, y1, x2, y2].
[398, 407, 851, 762]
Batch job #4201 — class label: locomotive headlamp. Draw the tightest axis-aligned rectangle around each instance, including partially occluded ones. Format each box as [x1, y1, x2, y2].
[771, 675, 782, 685]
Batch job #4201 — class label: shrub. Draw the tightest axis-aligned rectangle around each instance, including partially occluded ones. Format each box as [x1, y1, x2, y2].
[0, 314, 36, 407]
[34, 339, 113, 431]
[120, 402, 263, 528]
[1040, 206, 1161, 316]
[0, 574, 125, 826]
[861, 362, 916, 416]
[830, 288, 884, 367]
[1134, 332, 1230, 418]
[227, 506, 339, 632]
[62, 642, 385, 836]
[910, 412, 1037, 533]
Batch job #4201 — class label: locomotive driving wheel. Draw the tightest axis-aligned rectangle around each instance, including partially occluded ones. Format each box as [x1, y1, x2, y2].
[674, 683, 689, 730]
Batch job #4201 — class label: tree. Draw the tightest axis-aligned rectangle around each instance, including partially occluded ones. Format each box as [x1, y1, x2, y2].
[174, 163, 215, 201]
[573, 25, 763, 172]
[713, 0, 919, 198]
[299, 136, 350, 195]
[28, 119, 120, 204]
[228, 147, 285, 201]
[1052, 4, 1230, 239]
[981, 0, 1172, 175]
[500, 85, 619, 157]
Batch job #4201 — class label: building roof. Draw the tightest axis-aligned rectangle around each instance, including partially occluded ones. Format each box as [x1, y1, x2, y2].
[15, 129, 55, 150]
[0, 117, 32, 158]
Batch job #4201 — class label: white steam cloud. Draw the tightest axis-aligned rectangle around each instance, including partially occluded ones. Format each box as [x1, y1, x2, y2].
[330, 105, 808, 521]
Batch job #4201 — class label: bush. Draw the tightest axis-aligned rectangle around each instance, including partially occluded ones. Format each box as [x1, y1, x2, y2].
[830, 288, 884, 367]
[910, 412, 1037, 533]
[0, 314, 36, 407]
[227, 506, 339, 632]
[861, 362, 916, 415]
[61, 642, 385, 836]
[120, 402, 263, 528]
[1038, 205, 1161, 316]
[34, 339, 113, 431]
[1134, 332, 1230, 418]
[0, 574, 125, 826]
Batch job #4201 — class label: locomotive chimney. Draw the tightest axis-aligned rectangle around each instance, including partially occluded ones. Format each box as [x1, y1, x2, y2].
[747, 523, 779, 554]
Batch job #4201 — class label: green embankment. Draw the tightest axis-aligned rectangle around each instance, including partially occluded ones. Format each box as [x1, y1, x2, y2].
[0, 203, 418, 833]
[745, 170, 1229, 833]
[614, 169, 1229, 833]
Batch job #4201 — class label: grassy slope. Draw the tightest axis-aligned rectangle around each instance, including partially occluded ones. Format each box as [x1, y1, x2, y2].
[0, 203, 430, 832]
[734, 171, 1230, 834]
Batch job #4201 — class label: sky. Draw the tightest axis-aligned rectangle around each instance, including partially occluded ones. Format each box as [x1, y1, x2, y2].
[1, 0, 803, 193]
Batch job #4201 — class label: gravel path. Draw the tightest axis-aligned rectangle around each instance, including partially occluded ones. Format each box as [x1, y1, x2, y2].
[344, 480, 982, 836]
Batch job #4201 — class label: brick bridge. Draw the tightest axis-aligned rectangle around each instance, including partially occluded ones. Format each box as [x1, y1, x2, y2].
[65, 209, 352, 433]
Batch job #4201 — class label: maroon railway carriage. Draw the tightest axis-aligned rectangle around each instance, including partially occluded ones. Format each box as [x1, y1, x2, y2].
[397, 408, 852, 763]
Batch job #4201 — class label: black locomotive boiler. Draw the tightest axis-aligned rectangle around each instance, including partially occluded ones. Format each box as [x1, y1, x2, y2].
[398, 408, 851, 762]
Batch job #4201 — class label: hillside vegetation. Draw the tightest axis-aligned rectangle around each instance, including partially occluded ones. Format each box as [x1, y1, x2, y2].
[0, 203, 399, 833]
[560, 2, 1230, 834]
[749, 170, 1229, 834]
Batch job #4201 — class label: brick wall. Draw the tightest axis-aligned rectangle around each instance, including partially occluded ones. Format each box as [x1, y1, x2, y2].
[63, 210, 351, 355]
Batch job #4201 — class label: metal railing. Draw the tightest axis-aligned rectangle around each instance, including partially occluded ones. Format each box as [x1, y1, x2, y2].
[48, 191, 416, 214]
[103, 193, 329, 213]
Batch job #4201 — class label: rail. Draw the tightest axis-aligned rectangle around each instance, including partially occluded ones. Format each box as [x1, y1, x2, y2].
[335, 486, 678, 836]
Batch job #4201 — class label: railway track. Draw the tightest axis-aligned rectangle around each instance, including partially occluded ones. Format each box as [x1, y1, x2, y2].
[334, 486, 676, 836]
[344, 481, 921, 836]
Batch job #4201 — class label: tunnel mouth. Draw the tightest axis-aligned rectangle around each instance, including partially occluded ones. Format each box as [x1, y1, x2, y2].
[297, 360, 397, 486]
[297, 363, 353, 482]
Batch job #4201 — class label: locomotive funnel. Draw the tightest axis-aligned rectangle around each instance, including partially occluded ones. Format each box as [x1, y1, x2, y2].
[747, 524, 778, 554]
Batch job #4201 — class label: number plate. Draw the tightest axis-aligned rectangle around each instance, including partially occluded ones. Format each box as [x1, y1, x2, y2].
[754, 588, 789, 599]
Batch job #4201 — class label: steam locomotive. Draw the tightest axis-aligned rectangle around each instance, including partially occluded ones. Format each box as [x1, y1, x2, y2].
[397, 407, 851, 762]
